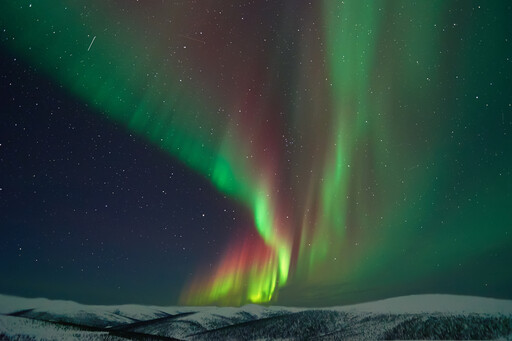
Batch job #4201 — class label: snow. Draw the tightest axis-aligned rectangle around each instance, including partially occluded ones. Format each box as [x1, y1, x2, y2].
[2, 293, 511, 318]
[0, 293, 202, 328]
[1, 293, 511, 340]
[0, 294, 54, 314]
[0, 315, 123, 341]
[332, 294, 512, 315]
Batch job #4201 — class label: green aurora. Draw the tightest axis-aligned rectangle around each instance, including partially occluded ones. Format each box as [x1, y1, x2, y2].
[1, 0, 510, 306]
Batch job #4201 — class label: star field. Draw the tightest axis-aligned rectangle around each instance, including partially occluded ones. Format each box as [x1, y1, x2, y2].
[0, 1, 511, 306]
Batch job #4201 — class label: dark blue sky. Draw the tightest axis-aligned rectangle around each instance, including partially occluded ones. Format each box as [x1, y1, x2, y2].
[0, 52, 253, 304]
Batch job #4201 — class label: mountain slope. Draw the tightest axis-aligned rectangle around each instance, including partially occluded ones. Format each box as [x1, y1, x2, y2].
[1, 294, 511, 340]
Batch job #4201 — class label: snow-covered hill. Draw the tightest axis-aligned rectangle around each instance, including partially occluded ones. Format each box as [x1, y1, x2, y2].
[1, 293, 511, 340]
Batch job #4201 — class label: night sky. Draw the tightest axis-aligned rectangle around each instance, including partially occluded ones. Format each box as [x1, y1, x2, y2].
[0, 1, 511, 307]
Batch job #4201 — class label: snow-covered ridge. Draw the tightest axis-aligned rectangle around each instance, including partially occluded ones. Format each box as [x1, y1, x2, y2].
[3, 293, 511, 316]
[0, 294, 198, 330]
[0, 293, 195, 316]
[1, 293, 511, 340]
[331, 294, 512, 315]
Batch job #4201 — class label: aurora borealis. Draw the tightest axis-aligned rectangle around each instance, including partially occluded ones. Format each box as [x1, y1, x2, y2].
[0, 1, 511, 306]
